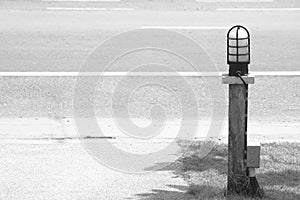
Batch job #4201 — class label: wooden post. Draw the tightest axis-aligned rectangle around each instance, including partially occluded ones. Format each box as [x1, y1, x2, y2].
[222, 74, 254, 195]
[224, 25, 263, 197]
[228, 83, 248, 194]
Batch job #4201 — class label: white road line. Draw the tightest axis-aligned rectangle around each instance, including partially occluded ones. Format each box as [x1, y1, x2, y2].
[1, 71, 300, 77]
[42, 0, 120, 2]
[109, 8, 135, 11]
[0, 72, 219, 77]
[197, 0, 273, 2]
[140, 26, 230, 30]
[46, 7, 134, 11]
[253, 71, 300, 76]
[217, 8, 300, 12]
[46, 7, 107, 11]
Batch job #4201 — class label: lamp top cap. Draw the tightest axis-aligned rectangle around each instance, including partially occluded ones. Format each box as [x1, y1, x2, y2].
[227, 25, 250, 39]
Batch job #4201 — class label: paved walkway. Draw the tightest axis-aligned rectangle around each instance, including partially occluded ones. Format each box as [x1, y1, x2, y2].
[0, 118, 299, 142]
[0, 141, 193, 200]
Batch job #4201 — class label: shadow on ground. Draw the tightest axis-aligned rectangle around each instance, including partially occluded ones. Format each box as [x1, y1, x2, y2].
[134, 185, 195, 200]
[136, 141, 300, 200]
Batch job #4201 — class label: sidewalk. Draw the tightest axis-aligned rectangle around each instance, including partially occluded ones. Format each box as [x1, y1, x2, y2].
[0, 118, 299, 142]
[0, 141, 193, 200]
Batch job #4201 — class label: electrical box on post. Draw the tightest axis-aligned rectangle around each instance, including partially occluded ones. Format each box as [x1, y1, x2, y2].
[247, 144, 261, 168]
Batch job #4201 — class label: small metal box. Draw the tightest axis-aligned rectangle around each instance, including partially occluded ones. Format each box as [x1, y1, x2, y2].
[247, 144, 261, 168]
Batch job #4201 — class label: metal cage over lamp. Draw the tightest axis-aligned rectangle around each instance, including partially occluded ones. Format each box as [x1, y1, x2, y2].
[227, 25, 250, 76]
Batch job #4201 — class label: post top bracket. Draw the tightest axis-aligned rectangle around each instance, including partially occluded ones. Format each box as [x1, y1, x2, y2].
[222, 73, 255, 85]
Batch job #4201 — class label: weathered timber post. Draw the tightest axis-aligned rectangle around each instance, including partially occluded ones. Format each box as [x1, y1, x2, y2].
[222, 25, 263, 197]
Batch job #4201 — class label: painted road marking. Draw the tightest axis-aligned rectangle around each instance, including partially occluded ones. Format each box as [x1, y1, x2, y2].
[197, 0, 273, 2]
[1, 71, 300, 77]
[47, 7, 107, 11]
[42, 0, 121, 2]
[217, 8, 300, 11]
[140, 26, 230, 30]
[46, 7, 134, 11]
[109, 8, 135, 11]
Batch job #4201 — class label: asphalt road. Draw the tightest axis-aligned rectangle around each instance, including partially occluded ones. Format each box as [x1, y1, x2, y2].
[0, 9, 299, 121]
[0, 10, 299, 72]
[1, 0, 299, 11]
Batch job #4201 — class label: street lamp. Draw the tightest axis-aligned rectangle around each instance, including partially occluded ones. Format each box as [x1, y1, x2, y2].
[227, 25, 250, 76]
[223, 25, 263, 197]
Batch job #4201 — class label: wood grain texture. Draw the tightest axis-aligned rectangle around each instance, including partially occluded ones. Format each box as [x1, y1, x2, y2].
[227, 84, 249, 194]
